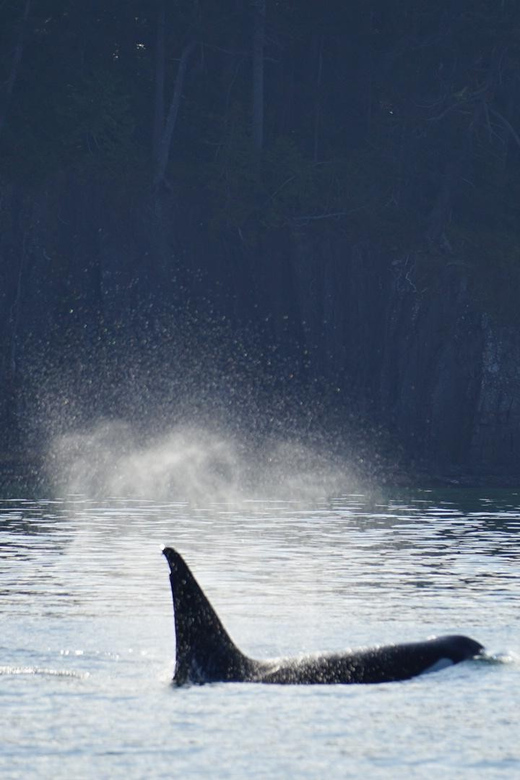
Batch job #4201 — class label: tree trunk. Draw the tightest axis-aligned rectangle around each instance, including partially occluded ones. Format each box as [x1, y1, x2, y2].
[251, 0, 266, 154]
[152, 0, 166, 166]
[0, 0, 32, 139]
[154, 40, 197, 187]
[313, 34, 324, 162]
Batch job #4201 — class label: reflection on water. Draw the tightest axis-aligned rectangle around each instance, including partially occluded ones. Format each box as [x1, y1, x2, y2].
[0, 666, 88, 678]
[0, 489, 519, 779]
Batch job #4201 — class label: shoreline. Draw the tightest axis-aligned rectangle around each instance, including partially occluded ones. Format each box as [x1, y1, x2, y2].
[1, 452, 518, 495]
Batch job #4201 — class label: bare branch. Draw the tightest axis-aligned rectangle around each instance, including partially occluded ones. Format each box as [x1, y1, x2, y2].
[488, 105, 520, 150]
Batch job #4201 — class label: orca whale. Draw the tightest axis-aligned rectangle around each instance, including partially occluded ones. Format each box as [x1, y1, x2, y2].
[162, 547, 483, 686]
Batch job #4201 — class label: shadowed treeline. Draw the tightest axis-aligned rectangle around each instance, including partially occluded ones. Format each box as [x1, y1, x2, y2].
[1, 1, 520, 479]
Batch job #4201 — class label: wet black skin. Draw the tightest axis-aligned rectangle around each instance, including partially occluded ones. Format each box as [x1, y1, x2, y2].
[162, 547, 483, 686]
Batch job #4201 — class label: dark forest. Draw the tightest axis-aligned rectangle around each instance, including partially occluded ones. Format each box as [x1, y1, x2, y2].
[1, 0, 520, 484]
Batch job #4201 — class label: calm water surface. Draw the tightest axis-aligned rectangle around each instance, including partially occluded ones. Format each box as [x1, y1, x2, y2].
[1, 489, 519, 779]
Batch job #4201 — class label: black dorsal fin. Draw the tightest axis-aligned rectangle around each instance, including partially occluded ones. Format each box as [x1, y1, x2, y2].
[162, 547, 255, 685]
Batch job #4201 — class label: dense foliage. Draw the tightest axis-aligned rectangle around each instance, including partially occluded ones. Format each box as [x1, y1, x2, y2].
[2, 0, 520, 255]
[2, 0, 520, 473]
